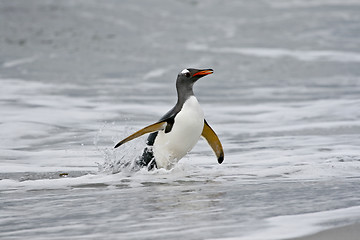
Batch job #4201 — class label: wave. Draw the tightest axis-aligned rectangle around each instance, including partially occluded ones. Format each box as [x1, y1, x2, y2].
[188, 43, 360, 63]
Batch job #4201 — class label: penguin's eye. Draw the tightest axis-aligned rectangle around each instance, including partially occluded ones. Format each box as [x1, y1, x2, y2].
[185, 72, 191, 78]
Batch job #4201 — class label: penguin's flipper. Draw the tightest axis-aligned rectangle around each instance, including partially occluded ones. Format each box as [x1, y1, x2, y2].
[114, 121, 167, 148]
[202, 120, 224, 164]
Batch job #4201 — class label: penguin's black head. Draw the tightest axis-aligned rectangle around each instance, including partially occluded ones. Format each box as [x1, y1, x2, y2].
[177, 68, 213, 86]
[175, 68, 213, 101]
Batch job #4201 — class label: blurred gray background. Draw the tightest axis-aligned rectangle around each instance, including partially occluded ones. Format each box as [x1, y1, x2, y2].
[1, 0, 359, 98]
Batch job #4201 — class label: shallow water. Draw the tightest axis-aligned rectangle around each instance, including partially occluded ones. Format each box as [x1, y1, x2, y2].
[1, 1, 360, 239]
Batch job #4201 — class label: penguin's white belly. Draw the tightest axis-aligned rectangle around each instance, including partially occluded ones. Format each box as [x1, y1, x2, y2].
[153, 96, 204, 169]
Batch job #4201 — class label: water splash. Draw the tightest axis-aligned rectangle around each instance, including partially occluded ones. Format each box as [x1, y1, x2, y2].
[94, 122, 148, 174]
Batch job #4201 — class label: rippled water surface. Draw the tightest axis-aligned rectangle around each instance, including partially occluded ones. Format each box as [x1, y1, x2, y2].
[1, 1, 360, 239]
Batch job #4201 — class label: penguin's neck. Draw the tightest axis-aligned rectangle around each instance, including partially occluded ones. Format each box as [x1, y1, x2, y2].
[176, 83, 195, 107]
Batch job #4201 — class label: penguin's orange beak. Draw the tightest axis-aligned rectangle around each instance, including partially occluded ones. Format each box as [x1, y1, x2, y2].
[192, 69, 214, 77]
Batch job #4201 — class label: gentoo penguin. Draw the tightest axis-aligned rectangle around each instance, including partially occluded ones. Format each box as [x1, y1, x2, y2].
[114, 68, 224, 170]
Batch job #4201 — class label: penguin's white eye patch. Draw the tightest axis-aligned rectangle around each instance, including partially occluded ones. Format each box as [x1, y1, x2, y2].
[181, 69, 191, 78]
[181, 69, 190, 74]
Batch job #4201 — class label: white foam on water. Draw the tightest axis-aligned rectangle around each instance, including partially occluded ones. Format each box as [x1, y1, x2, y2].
[0, 159, 216, 191]
[187, 43, 360, 62]
[268, 0, 360, 8]
[2, 56, 38, 68]
[209, 206, 360, 240]
[143, 68, 168, 80]
[1, 77, 359, 181]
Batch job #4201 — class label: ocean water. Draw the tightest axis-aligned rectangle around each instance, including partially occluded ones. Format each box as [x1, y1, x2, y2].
[1, 1, 360, 239]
